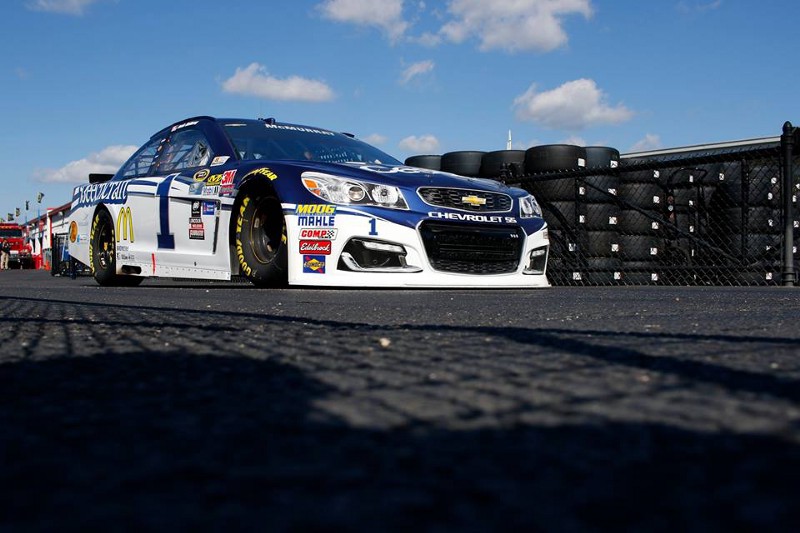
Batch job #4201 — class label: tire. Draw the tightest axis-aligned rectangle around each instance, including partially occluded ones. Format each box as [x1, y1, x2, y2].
[440, 151, 485, 177]
[542, 201, 576, 230]
[90, 209, 143, 286]
[578, 203, 620, 231]
[235, 191, 288, 287]
[578, 174, 619, 203]
[618, 209, 663, 235]
[618, 234, 662, 262]
[578, 257, 623, 286]
[617, 181, 665, 210]
[530, 178, 576, 202]
[722, 207, 780, 233]
[578, 230, 620, 257]
[479, 150, 525, 179]
[405, 155, 441, 171]
[584, 146, 620, 169]
[525, 144, 587, 174]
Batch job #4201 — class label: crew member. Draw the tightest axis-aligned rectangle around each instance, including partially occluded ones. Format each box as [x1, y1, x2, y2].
[0, 239, 10, 270]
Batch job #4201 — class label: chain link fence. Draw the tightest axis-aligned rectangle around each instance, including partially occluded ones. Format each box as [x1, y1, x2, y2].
[506, 134, 799, 286]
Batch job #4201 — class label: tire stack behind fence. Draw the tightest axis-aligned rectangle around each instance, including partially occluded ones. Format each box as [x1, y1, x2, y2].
[404, 135, 799, 286]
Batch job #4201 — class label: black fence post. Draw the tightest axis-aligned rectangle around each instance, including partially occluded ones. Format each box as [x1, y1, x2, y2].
[780, 121, 797, 286]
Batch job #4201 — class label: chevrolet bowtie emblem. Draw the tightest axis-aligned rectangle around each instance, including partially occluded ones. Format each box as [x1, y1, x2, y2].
[461, 195, 486, 206]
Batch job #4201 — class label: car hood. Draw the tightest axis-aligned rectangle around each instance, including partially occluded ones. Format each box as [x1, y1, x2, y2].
[263, 161, 520, 195]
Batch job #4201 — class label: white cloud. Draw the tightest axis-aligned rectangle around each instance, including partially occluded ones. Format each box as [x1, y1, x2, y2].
[222, 63, 334, 103]
[399, 134, 440, 153]
[561, 135, 587, 146]
[34, 145, 138, 183]
[513, 78, 634, 131]
[629, 134, 663, 152]
[318, 0, 408, 41]
[26, 0, 98, 15]
[362, 133, 388, 145]
[440, 0, 593, 52]
[677, 0, 722, 14]
[400, 60, 434, 84]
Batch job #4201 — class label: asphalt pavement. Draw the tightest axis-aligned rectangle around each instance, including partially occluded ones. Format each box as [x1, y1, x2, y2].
[1, 270, 799, 531]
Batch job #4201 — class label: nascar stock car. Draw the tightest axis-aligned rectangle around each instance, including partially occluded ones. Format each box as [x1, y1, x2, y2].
[67, 116, 549, 288]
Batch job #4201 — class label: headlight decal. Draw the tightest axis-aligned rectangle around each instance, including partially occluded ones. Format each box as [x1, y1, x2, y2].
[301, 171, 408, 210]
[519, 194, 542, 218]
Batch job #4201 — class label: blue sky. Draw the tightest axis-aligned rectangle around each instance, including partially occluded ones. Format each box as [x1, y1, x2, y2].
[2, 0, 799, 222]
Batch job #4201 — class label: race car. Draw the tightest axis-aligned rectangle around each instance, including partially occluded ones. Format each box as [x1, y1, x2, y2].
[67, 116, 549, 288]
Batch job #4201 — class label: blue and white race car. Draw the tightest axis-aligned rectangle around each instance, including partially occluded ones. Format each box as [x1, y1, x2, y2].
[68, 116, 549, 288]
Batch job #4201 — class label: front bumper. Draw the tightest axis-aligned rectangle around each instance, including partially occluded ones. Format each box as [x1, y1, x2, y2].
[285, 208, 549, 288]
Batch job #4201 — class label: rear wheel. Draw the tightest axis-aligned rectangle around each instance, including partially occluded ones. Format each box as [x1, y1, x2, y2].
[90, 209, 142, 286]
[235, 192, 288, 287]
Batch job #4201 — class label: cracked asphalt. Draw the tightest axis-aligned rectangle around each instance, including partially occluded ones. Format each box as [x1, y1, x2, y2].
[1, 270, 799, 531]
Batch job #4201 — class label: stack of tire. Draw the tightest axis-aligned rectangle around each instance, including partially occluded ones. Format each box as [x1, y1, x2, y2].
[706, 159, 783, 284]
[574, 146, 622, 285]
[663, 165, 724, 283]
[616, 159, 668, 284]
[523, 145, 621, 285]
[406, 150, 528, 181]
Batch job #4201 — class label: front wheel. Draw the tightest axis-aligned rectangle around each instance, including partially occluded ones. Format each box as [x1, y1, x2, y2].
[90, 209, 142, 287]
[235, 192, 288, 287]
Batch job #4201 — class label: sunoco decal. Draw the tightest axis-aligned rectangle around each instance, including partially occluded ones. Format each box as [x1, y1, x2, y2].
[73, 181, 130, 209]
[303, 255, 326, 273]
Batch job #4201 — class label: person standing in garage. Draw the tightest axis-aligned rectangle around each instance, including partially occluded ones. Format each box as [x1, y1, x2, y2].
[0, 238, 10, 270]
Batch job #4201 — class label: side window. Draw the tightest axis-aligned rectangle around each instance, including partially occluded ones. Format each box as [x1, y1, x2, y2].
[155, 129, 214, 173]
[119, 137, 163, 179]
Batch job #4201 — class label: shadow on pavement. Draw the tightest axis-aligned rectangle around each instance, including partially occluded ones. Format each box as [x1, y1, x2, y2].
[2, 349, 799, 531]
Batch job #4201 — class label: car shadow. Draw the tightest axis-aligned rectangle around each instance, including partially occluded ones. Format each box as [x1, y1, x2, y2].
[1, 299, 799, 530]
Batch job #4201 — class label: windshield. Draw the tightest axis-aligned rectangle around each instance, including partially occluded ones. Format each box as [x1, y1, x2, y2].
[222, 121, 402, 166]
[0, 228, 22, 238]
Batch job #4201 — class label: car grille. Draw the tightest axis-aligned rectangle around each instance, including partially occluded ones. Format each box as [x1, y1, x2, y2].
[418, 188, 512, 212]
[419, 222, 523, 274]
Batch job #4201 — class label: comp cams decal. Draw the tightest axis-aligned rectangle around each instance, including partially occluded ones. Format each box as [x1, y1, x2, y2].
[298, 228, 337, 240]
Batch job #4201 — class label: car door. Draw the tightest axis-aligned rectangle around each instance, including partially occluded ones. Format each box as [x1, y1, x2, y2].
[144, 125, 230, 275]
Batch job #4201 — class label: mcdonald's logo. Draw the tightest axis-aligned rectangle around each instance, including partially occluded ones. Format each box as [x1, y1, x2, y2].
[116, 207, 134, 243]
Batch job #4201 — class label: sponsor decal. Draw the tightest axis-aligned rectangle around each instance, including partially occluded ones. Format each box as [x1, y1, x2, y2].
[189, 181, 204, 195]
[171, 120, 198, 132]
[299, 228, 337, 240]
[296, 204, 336, 215]
[264, 123, 335, 136]
[303, 255, 326, 273]
[202, 186, 220, 196]
[236, 198, 253, 277]
[245, 167, 278, 181]
[461, 195, 487, 207]
[193, 169, 210, 181]
[73, 181, 130, 209]
[116, 207, 134, 243]
[210, 156, 229, 167]
[191, 201, 201, 217]
[220, 169, 237, 196]
[189, 217, 205, 240]
[202, 201, 216, 216]
[428, 211, 517, 224]
[299, 240, 331, 255]
[296, 204, 335, 227]
[68, 221, 78, 243]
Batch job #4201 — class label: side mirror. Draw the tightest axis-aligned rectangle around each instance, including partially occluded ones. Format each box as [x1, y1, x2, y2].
[89, 173, 114, 184]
